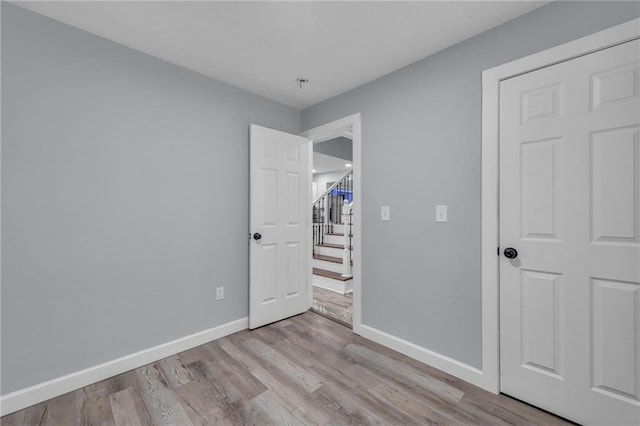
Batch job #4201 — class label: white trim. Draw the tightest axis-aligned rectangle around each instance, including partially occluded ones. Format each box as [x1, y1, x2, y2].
[0, 1, 4, 405]
[481, 18, 640, 395]
[307, 131, 314, 326]
[301, 113, 363, 335]
[312, 277, 353, 295]
[312, 283, 353, 295]
[359, 325, 486, 389]
[0, 317, 248, 416]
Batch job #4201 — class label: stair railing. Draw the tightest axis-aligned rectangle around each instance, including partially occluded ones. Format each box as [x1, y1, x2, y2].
[341, 200, 353, 278]
[312, 169, 353, 255]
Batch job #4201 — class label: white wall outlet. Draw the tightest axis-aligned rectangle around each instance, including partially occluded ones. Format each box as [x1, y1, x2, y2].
[436, 205, 448, 222]
[381, 206, 390, 221]
[216, 286, 224, 301]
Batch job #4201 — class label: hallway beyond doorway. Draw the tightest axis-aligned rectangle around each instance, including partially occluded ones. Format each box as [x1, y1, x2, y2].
[312, 286, 353, 326]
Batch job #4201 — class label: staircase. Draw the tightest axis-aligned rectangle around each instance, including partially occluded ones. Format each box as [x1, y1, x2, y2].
[312, 170, 353, 295]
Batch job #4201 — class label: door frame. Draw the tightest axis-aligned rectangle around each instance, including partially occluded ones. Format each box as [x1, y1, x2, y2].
[301, 113, 362, 334]
[480, 18, 640, 394]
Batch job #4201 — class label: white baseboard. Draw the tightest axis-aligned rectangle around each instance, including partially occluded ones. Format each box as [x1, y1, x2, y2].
[358, 324, 492, 392]
[0, 317, 248, 416]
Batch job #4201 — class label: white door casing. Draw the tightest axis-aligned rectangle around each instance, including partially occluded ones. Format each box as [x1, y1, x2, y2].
[249, 124, 310, 329]
[499, 39, 640, 425]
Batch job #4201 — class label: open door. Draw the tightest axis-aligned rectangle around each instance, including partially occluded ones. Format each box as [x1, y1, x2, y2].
[249, 124, 310, 329]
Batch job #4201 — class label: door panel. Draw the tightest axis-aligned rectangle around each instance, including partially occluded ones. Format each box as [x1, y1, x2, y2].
[591, 126, 640, 244]
[285, 242, 302, 297]
[591, 63, 640, 110]
[520, 270, 564, 378]
[500, 39, 640, 425]
[259, 243, 278, 304]
[520, 137, 562, 240]
[261, 169, 278, 226]
[250, 124, 310, 329]
[591, 278, 640, 401]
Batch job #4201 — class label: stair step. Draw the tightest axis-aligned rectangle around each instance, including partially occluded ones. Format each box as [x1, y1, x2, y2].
[332, 224, 345, 233]
[313, 268, 352, 282]
[312, 254, 350, 273]
[323, 233, 347, 245]
[313, 254, 353, 264]
[313, 254, 343, 264]
[327, 232, 344, 236]
[316, 243, 352, 250]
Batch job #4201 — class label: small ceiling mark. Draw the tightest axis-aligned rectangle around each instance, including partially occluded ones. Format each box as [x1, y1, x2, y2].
[296, 78, 310, 89]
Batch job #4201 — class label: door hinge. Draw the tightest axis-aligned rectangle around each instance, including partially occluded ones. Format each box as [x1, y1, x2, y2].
[497, 246, 500, 256]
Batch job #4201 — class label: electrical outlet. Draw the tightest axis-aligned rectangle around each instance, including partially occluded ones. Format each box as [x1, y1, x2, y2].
[216, 286, 224, 301]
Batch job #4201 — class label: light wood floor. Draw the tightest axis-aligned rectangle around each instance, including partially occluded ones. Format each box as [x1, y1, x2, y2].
[1, 312, 571, 425]
[312, 286, 353, 326]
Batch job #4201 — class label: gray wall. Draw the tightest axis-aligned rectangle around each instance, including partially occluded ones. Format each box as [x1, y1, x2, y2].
[1, 3, 300, 394]
[314, 137, 353, 161]
[302, 1, 640, 368]
[313, 170, 350, 200]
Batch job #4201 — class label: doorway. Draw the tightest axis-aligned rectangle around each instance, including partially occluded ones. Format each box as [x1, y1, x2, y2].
[301, 114, 362, 333]
[311, 134, 353, 325]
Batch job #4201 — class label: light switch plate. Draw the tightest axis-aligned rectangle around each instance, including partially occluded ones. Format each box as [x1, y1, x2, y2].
[381, 206, 390, 221]
[436, 205, 448, 222]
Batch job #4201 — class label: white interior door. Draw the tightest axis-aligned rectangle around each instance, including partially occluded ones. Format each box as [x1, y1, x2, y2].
[499, 39, 640, 425]
[250, 124, 310, 329]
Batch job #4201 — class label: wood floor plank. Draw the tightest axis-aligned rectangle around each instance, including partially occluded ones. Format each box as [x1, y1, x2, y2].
[307, 384, 372, 426]
[241, 338, 323, 393]
[81, 374, 127, 402]
[460, 388, 570, 425]
[253, 327, 317, 370]
[312, 376, 410, 425]
[40, 391, 79, 426]
[1, 311, 573, 426]
[171, 379, 228, 426]
[345, 342, 464, 402]
[74, 374, 127, 426]
[312, 342, 490, 425]
[312, 286, 353, 326]
[109, 387, 151, 426]
[458, 394, 549, 426]
[305, 352, 422, 425]
[250, 389, 317, 426]
[295, 306, 357, 341]
[77, 393, 116, 426]
[220, 340, 332, 424]
[340, 342, 511, 425]
[0, 402, 48, 426]
[156, 355, 193, 389]
[199, 342, 267, 400]
[368, 382, 459, 425]
[135, 364, 193, 425]
[187, 359, 271, 425]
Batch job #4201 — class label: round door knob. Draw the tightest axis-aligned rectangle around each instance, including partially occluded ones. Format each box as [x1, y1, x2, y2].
[503, 247, 518, 259]
[253, 232, 262, 241]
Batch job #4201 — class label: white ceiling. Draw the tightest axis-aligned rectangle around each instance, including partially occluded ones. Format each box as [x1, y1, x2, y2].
[13, 1, 549, 110]
[313, 152, 351, 175]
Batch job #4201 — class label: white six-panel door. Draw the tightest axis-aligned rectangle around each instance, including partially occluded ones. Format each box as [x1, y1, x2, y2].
[499, 40, 640, 425]
[249, 124, 310, 329]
